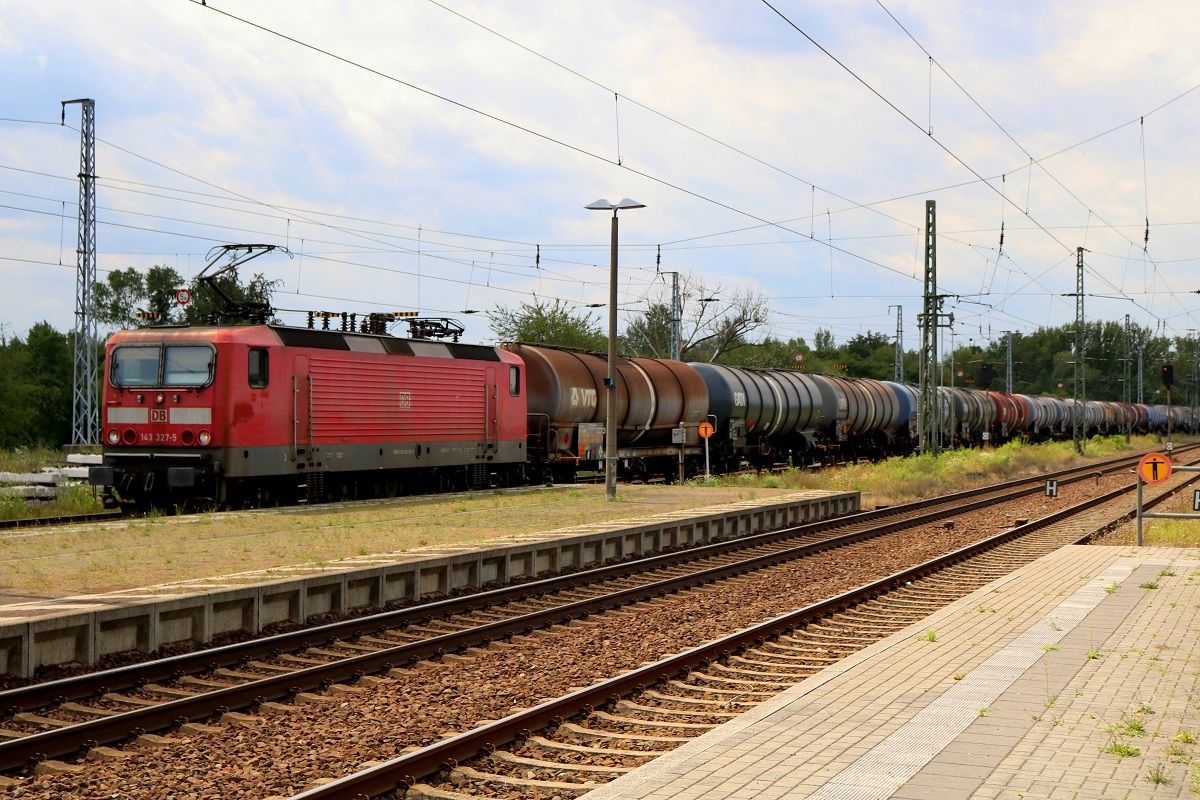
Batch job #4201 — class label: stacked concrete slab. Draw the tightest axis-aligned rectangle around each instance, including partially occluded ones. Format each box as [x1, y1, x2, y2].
[0, 490, 858, 677]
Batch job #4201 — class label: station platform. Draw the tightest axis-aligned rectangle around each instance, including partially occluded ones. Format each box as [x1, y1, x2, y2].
[584, 545, 1200, 799]
[0, 491, 858, 677]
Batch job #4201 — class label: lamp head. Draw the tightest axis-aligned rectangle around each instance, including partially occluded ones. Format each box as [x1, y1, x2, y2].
[585, 198, 646, 211]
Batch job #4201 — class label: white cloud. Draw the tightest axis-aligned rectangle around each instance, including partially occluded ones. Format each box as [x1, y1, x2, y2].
[0, 19, 20, 55]
[0, 0, 1198, 349]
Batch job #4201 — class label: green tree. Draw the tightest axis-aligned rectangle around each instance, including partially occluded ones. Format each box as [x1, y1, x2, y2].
[620, 273, 770, 363]
[489, 298, 607, 350]
[145, 265, 187, 323]
[23, 323, 72, 446]
[0, 326, 35, 448]
[93, 264, 278, 328]
[813, 328, 836, 356]
[843, 331, 894, 378]
[93, 267, 146, 328]
[721, 336, 810, 369]
[622, 302, 673, 358]
[0, 323, 72, 448]
[93, 265, 188, 328]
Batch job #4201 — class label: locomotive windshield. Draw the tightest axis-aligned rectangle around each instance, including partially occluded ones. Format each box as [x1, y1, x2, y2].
[110, 345, 159, 387]
[164, 346, 214, 386]
[111, 344, 215, 388]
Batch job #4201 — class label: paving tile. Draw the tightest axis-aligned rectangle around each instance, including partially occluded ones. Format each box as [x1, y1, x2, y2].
[580, 548, 1200, 800]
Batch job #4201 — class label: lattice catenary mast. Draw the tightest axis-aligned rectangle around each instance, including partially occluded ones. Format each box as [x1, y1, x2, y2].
[63, 99, 98, 446]
[889, 304, 903, 382]
[1071, 247, 1085, 455]
[917, 201, 939, 456]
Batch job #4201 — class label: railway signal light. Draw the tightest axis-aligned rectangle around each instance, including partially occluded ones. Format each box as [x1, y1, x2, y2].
[1162, 364, 1174, 388]
[979, 362, 994, 388]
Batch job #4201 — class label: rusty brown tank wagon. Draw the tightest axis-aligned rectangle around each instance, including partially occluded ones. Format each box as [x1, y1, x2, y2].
[504, 343, 708, 482]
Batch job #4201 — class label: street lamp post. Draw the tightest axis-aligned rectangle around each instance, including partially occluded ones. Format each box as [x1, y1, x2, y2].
[586, 198, 645, 501]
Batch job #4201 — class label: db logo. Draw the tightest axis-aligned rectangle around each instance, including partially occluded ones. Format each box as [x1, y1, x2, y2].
[150, 409, 168, 423]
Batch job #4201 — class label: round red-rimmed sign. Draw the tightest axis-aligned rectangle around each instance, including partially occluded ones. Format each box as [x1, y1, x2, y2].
[1138, 452, 1172, 485]
[175, 288, 192, 306]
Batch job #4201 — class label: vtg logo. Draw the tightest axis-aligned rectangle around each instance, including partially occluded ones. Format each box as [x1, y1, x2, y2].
[570, 387, 597, 409]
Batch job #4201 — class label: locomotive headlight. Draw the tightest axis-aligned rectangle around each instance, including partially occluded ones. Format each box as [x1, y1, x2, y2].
[154, 392, 166, 405]
[198, 429, 212, 446]
[107, 429, 120, 445]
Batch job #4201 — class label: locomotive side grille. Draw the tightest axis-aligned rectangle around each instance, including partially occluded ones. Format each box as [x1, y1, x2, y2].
[307, 357, 488, 441]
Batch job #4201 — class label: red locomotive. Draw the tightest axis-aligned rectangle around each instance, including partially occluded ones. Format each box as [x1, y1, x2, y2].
[90, 323, 528, 508]
[89, 246, 529, 509]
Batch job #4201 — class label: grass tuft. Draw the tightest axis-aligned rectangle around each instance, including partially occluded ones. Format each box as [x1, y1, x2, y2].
[1104, 742, 1142, 759]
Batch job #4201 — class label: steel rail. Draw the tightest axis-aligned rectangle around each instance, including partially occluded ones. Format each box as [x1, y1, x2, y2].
[0, 511, 120, 530]
[0, 447, 1190, 771]
[290, 458, 1200, 800]
[1, 445, 1168, 716]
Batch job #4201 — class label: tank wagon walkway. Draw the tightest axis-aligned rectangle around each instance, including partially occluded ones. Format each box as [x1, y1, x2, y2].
[583, 545, 1200, 800]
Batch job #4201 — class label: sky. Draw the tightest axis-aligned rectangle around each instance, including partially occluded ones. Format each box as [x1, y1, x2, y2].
[2, 0, 1200, 357]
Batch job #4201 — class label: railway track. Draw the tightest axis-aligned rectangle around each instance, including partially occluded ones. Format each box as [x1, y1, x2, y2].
[0, 445, 1194, 786]
[290, 453, 1200, 800]
[0, 511, 120, 531]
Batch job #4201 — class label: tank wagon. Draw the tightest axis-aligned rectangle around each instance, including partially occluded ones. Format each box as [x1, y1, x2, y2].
[504, 343, 708, 483]
[88, 327, 1190, 510]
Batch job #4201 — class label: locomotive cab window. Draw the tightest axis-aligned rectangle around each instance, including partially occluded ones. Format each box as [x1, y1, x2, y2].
[110, 345, 161, 387]
[509, 365, 521, 397]
[163, 345, 215, 387]
[248, 348, 269, 389]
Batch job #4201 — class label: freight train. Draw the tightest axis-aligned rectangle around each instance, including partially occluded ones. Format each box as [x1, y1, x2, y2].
[87, 320, 1191, 511]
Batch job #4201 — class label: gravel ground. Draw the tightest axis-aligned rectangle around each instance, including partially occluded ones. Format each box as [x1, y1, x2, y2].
[0, 472, 1128, 800]
[0, 484, 792, 601]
